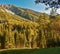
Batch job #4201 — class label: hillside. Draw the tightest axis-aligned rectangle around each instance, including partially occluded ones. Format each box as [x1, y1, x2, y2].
[0, 4, 60, 49]
[0, 4, 42, 22]
[0, 7, 38, 24]
[0, 6, 39, 49]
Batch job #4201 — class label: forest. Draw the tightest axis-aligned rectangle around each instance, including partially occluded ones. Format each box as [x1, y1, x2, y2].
[0, 4, 60, 49]
[0, 7, 60, 49]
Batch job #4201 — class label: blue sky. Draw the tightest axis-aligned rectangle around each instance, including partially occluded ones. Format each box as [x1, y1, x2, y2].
[0, 0, 60, 14]
[0, 0, 47, 13]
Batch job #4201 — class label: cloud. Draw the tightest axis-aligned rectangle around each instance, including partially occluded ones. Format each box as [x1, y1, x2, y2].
[44, 8, 51, 15]
[44, 8, 60, 15]
[56, 8, 60, 14]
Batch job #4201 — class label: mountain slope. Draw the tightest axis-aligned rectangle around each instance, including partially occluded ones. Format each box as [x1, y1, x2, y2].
[0, 4, 42, 22]
[0, 7, 38, 25]
[0, 4, 60, 49]
[0, 7, 39, 49]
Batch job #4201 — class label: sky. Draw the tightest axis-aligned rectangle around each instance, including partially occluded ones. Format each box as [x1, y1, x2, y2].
[0, 0, 60, 14]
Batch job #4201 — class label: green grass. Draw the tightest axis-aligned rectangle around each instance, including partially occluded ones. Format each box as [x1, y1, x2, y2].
[0, 48, 60, 54]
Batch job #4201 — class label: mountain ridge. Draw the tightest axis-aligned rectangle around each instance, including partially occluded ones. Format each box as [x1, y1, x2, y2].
[0, 4, 44, 22]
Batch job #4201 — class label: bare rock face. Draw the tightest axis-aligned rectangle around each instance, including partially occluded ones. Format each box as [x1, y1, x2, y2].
[0, 4, 12, 9]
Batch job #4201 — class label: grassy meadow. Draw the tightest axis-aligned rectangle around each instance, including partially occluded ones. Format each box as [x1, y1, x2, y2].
[0, 48, 60, 54]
